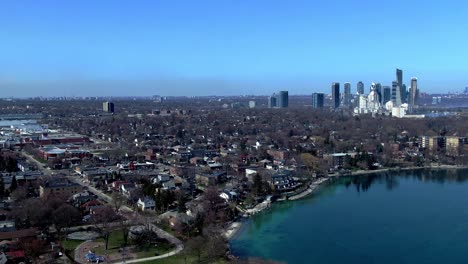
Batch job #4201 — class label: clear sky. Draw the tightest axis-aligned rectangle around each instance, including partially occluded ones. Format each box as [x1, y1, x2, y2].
[1, 0, 467, 97]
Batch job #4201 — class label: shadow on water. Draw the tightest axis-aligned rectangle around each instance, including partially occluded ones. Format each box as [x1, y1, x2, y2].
[340, 168, 468, 193]
[231, 168, 468, 263]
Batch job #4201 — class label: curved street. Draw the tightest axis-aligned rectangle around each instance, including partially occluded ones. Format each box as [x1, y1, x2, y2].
[65, 175, 184, 263]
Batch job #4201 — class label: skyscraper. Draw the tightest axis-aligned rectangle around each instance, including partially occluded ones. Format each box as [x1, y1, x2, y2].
[331, 83, 340, 109]
[375, 83, 382, 104]
[401, 84, 408, 103]
[396, 68, 406, 103]
[409, 77, 418, 112]
[343, 82, 351, 106]
[312, 93, 324, 108]
[278, 91, 289, 108]
[357, 81, 364, 95]
[391, 81, 401, 106]
[268, 94, 277, 108]
[396, 68, 403, 88]
[103, 101, 114, 113]
[383, 86, 391, 104]
[268, 91, 288, 108]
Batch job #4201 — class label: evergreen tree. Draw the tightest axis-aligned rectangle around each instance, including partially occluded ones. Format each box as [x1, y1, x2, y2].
[0, 178, 5, 198]
[10, 176, 18, 192]
[252, 173, 263, 196]
[6, 157, 17, 172]
[0, 155, 4, 171]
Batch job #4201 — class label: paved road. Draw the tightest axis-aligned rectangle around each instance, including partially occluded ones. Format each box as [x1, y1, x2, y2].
[69, 176, 184, 263]
[111, 223, 184, 264]
[20, 151, 52, 175]
[20, 150, 185, 263]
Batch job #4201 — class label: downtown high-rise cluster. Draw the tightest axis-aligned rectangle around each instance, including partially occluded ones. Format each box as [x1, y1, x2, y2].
[266, 68, 419, 118]
[331, 68, 419, 117]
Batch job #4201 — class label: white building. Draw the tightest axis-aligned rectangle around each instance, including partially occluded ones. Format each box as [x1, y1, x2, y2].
[137, 197, 156, 211]
[354, 83, 383, 114]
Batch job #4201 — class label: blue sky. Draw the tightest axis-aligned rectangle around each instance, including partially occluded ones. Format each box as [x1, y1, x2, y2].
[1, 0, 467, 96]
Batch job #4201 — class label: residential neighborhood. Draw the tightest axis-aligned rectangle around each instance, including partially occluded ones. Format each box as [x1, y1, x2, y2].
[0, 96, 466, 263]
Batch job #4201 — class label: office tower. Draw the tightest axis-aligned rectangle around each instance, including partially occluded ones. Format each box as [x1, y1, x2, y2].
[375, 83, 382, 104]
[103, 101, 115, 113]
[249, 101, 256, 108]
[153, 95, 164, 103]
[409, 77, 418, 112]
[312, 93, 324, 108]
[278, 91, 289, 108]
[401, 84, 408, 103]
[331, 82, 340, 108]
[343, 82, 351, 106]
[396, 68, 403, 88]
[268, 94, 277, 108]
[357, 81, 364, 95]
[383, 86, 391, 104]
[391, 81, 402, 106]
[396, 68, 407, 103]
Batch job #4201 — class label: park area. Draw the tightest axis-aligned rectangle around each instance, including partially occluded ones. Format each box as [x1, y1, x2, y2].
[62, 229, 175, 263]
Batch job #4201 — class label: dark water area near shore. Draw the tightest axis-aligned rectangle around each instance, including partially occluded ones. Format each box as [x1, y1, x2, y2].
[231, 169, 468, 264]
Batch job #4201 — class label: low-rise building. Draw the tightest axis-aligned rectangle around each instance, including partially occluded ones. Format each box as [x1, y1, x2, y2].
[219, 190, 238, 202]
[39, 178, 82, 198]
[267, 171, 300, 192]
[446, 136, 465, 156]
[267, 149, 290, 161]
[195, 172, 226, 186]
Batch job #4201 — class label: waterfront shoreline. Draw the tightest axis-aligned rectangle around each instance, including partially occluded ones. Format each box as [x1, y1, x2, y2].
[225, 165, 468, 241]
[344, 164, 468, 177]
[229, 166, 468, 263]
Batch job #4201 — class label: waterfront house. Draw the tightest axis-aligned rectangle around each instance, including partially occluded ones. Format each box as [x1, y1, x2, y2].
[219, 190, 238, 202]
[267, 171, 300, 192]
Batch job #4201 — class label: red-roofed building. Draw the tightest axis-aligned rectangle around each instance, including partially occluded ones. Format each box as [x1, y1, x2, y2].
[5, 251, 25, 258]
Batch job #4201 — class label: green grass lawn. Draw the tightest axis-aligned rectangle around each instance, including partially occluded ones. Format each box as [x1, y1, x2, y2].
[136, 240, 175, 258]
[84, 230, 175, 259]
[93, 230, 126, 255]
[61, 239, 83, 251]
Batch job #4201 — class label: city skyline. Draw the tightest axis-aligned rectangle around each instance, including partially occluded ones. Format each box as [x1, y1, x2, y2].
[1, 1, 468, 97]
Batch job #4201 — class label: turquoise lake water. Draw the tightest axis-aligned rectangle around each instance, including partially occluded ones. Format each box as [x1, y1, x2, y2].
[230, 169, 468, 264]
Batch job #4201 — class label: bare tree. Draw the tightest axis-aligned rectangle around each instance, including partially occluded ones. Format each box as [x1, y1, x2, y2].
[111, 192, 125, 212]
[53, 204, 81, 239]
[10, 187, 28, 202]
[92, 206, 118, 250]
[120, 214, 137, 246]
[184, 236, 206, 263]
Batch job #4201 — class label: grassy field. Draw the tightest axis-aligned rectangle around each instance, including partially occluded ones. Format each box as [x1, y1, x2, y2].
[83, 230, 175, 258]
[136, 240, 175, 258]
[61, 234, 225, 264]
[61, 239, 83, 251]
[93, 231, 126, 255]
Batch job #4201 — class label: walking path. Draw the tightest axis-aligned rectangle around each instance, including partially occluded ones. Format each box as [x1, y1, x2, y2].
[110, 223, 184, 263]
[68, 175, 184, 263]
[289, 178, 329, 201]
[245, 200, 271, 215]
[73, 223, 184, 263]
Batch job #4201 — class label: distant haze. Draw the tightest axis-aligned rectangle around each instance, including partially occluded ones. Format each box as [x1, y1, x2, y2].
[0, 76, 466, 97]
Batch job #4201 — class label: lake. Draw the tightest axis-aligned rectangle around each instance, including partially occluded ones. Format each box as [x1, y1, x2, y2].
[230, 169, 468, 264]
